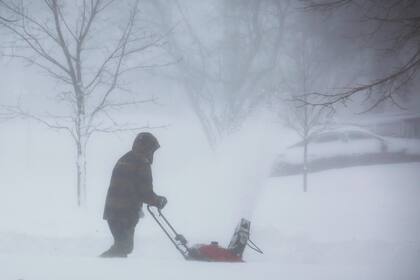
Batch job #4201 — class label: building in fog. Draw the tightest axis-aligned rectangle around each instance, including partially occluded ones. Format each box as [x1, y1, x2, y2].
[347, 113, 420, 139]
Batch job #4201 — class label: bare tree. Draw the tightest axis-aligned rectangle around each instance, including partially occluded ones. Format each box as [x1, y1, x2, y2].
[272, 15, 335, 192]
[0, 0, 164, 206]
[148, 0, 289, 147]
[0, 11, 16, 121]
[284, 104, 329, 192]
[302, 0, 420, 110]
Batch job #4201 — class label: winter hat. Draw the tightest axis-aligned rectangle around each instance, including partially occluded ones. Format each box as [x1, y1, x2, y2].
[132, 132, 160, 154]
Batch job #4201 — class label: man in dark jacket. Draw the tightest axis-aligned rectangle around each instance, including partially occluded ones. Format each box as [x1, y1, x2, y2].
[100, 132, 167, 258]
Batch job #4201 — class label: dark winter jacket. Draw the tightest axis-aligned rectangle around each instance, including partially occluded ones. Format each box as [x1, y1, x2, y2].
[103, 151, 158, 222]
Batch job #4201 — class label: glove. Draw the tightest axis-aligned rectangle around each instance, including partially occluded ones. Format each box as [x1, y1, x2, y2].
[155, 195, 167, 210]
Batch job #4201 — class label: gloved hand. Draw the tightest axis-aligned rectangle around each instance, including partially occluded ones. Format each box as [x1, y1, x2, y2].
[155, 195, 167, 210]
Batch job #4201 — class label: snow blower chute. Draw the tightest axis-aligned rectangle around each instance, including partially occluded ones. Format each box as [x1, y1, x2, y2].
[147, 205, 263, 262]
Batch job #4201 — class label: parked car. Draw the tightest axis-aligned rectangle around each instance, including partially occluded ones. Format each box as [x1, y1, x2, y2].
[271, 126, 420, 176]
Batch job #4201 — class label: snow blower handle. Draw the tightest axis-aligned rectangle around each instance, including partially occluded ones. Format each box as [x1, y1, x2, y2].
[147, 205, 191, 260]
[156, 208, 188, 245]
[156, 208, 182, 238]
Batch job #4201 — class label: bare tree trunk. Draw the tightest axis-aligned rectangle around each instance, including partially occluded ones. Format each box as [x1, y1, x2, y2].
[75, 141, 87, 206]
[303, 66, 309, 193]
[75, 110, 87, 206]
[303, 138, 308, 192]
[302, 98, 309, 192]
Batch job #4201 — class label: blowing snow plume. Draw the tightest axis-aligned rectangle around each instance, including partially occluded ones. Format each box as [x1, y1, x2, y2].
[170, 121, 281, 243]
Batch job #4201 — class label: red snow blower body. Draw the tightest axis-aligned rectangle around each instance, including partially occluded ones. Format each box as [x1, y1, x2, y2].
[188, 242, 243, 262]
[147, 206, 262, 262]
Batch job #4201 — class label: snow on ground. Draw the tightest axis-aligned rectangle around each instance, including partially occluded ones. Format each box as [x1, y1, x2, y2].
[1, 161, 420, 279]
[1, 119, 419, 279]
[1, 255, 398, 280]
[253, 163, 420, 276]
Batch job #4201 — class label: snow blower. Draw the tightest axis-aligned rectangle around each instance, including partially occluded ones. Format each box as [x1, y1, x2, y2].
[147, 205, 263, 262]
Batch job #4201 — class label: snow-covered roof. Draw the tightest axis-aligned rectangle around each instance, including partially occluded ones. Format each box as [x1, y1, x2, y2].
[340, 112, 420, 126]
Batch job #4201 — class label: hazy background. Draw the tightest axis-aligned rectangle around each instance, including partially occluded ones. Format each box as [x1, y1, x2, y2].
[1, 1, 420, 279]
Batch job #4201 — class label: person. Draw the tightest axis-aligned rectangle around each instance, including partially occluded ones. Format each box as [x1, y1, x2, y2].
[100, 132, 167, 258]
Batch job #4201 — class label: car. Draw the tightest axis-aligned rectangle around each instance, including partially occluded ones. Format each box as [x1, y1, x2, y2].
[271, 126, 420, 176]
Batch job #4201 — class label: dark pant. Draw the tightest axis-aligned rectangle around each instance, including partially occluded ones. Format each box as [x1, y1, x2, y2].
[101, 218, 138, 257]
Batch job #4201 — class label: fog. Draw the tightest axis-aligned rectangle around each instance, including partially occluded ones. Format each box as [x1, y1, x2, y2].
[1, 1, 420, 279]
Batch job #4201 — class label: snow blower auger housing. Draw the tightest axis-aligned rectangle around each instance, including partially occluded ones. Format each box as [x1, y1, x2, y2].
[147, 205, 263, 262]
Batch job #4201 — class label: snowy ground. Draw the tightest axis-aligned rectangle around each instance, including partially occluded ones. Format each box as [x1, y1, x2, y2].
[1, 161, 420, 280]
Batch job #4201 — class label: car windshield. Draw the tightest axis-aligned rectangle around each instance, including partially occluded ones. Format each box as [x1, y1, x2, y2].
[311, 133, 343, 143]
[346, 131, 377, 141]
[291, 129, 382, 147]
